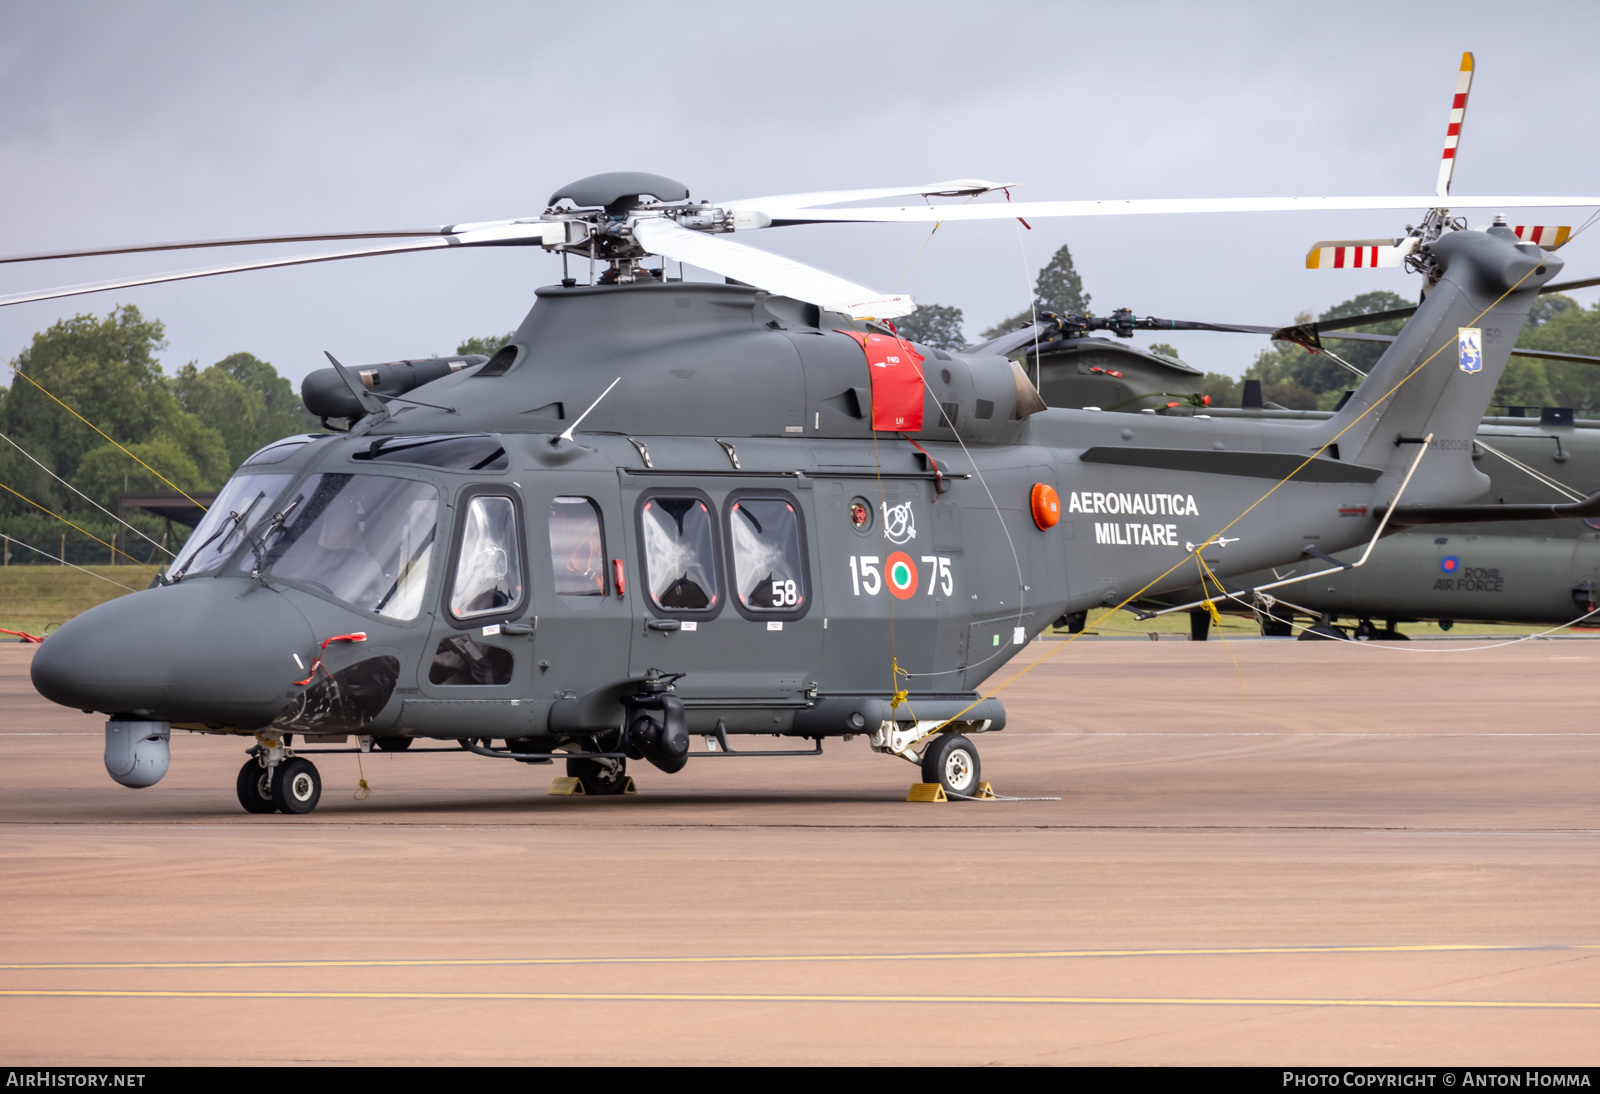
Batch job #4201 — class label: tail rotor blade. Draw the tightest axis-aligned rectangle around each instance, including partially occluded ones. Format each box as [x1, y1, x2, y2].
[1437, 52, 1475, 198]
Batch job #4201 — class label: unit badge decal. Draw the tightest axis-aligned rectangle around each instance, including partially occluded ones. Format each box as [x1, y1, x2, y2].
[1458, 327, 1483, 374]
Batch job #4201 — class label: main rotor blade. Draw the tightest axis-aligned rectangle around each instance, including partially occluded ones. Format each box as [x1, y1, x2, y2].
[750, 195, 1600, 226]
[1317, 330, 1600, 366]
[0, 223, 558, 309]
[0, 222, 540, 266]
[719, 179, 1012, 213]
[630, 216, 913, 319]
[1287, 274, 1600, 339]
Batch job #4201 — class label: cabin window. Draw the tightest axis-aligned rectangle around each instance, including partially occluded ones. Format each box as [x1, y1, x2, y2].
[727, 495, 808, 616]
[261, 473, 438, 620]
[429, 635, 513, 686]
[639, 495, 719, 613]
[549, 497, 606, 596]
[450, 495, 524, 619]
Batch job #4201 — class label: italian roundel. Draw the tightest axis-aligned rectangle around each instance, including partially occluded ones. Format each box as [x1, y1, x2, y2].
[884, 551, 919, 599]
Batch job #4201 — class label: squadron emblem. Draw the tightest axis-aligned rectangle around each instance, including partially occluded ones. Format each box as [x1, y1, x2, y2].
[880, 500, 916, 545]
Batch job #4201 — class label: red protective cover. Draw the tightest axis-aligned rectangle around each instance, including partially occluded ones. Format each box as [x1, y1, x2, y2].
[836, 330, 926, 432]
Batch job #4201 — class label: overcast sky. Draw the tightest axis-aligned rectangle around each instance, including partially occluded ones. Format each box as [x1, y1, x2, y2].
[3, 0, 1598, 387]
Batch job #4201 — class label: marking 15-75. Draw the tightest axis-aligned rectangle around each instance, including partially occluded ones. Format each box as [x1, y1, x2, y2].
[848, 554, 954, 599]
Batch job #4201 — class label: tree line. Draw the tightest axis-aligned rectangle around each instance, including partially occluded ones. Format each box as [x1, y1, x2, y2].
[0, 307, 508, 566]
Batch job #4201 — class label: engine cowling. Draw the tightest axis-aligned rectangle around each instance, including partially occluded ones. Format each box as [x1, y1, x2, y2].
[104, 719, 170, 788]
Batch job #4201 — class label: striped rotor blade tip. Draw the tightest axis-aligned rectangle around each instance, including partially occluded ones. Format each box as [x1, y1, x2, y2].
[1436, 52, 1475, 197]
[1513, 225, 1572, 249]
[1305, 239, 1412, 270]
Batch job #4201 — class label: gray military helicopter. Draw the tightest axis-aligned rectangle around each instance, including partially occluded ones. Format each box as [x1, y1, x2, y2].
[10, 61, 1600, 811]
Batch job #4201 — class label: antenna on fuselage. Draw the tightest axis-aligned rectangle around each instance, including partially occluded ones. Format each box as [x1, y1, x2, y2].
[555, 376, 622, 445]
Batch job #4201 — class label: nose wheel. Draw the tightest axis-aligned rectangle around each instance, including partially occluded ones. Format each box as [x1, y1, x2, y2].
[234, 756, 323, 814]
[921, 733, 981, 798]
[235, 759, 276, 814]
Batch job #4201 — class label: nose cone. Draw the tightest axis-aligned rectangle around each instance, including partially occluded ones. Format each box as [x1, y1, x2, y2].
[31, 579, 315, 728]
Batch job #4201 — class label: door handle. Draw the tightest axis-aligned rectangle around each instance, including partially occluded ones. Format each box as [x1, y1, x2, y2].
[500, 621, 534, 636]
[647, 618, 682, 632]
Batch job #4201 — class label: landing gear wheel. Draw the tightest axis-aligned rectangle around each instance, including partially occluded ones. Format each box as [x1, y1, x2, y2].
[921, 733, 981, 798]
[1259, 607, 1295, 637]
[567, 755, 629, 795]
[374, 736, 413, 751]
[271, 757, 322, 814]
[235, 759, 276, 814]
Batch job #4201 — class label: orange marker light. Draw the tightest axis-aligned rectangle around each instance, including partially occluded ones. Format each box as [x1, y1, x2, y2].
[1030, 483, 1061, 530]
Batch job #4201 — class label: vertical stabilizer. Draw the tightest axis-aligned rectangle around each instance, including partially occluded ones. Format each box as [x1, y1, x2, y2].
[1323, 223, 1560, 503]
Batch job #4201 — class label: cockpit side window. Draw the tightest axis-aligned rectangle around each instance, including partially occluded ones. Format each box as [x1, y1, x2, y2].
[449, 495, 525, 620]
[549, 497, 606, 597]
[261, 473, 438, 620]
[638, 493, 720, 615]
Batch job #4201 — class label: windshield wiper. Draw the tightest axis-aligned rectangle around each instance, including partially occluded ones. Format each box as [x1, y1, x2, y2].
[167, 492, 264, 582]
[245, 492, 305, 578]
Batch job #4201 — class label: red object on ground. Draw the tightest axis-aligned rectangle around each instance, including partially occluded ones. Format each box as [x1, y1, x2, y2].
[1, 628, 44, 644]
[836, 330, 926, 432]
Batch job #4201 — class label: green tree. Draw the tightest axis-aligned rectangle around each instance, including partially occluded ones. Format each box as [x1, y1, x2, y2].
[171, 351, 313, 468]
[1147, 342, 1181, 360]
[0, 306, 230, 515]
[1245, 291, 1411, 410]
[1202, 372, 1242, 407]
[457, 332, 516, 358]
[980, 242, 1092, 340]
[1509, 296, 1600, 412]
[892, 304, 965, 349]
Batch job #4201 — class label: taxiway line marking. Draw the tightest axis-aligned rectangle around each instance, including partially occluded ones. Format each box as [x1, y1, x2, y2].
[0, 989, 1595, 1010]
[2, 943, 1593, 972]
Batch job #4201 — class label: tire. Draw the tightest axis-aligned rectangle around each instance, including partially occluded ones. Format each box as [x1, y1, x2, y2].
[374, 736, 413, 752]
[271, 757, 322, 814]
[1297, 622, 1344, 641]
[567, 755, 630, 795]
[921, 733, 981, 798]
[235, 759, 277, 814]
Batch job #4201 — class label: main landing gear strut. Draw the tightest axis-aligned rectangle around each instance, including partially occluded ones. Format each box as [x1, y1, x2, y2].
[235, 736, 323, 815]
[869, 719, 984, 798]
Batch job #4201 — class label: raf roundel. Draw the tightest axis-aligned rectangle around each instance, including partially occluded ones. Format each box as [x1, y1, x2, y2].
[1031, 483, 1061, 530]
[884, 551, 919, 599]
[1440, 555, 1461, 574]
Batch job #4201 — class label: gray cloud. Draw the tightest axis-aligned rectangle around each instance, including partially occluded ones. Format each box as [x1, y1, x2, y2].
[3, 0, 1597, 385]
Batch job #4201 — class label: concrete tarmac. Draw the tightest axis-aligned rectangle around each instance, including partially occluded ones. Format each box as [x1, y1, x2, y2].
[0, 636, 1597, 1066]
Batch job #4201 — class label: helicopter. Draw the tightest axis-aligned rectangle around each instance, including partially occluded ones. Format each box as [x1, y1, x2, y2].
[12, 57, 1600, 813]
[974, 297, 1600, 640]
[963, 52, 1600, 642]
